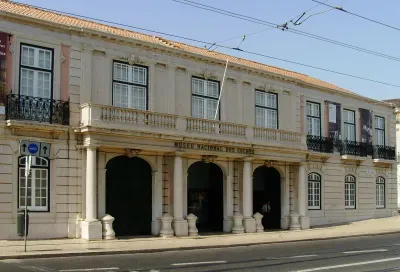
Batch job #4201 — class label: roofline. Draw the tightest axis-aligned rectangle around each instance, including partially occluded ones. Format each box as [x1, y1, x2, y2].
[0, 8, 392, 108]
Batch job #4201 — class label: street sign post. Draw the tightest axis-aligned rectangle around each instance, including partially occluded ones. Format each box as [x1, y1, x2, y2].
[19, 140, 50, 252]
[24, 155, 31, 252]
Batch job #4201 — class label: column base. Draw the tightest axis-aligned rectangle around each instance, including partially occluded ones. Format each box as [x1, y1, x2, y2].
[300, 216, 310, 229]
[289, 212, 301, 230]
[243, 217, 256, 233]
[151, 218, 162, 236]
[232, 213, 244, 234]
[172, 218, 188, 237]
[280, 216, 290, 230]
[223, 217, 233, 233]
[81, 220, 102, 240]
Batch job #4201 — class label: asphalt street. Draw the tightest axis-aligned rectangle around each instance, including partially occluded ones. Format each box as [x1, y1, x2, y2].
[2, 233, 400, 272]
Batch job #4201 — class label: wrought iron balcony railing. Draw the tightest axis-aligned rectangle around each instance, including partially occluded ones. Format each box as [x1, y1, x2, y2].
[372, 145, 396, 161]
[306, 135, 334, 153]
[6, 94, 69, 125]
[307, 135, 396, 161]
[339, 140, 371, 157]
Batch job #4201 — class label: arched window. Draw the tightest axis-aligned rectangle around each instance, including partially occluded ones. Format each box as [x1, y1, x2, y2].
[376, 177, 385, 209]
[18, 156, 50, 211]
[345, 175, 356, 209]
[308, 173, 321, 210]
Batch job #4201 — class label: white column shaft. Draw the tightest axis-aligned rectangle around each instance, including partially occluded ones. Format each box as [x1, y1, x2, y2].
[173, 155, 183, 219]
[86, 146, 97, 221]
[242, 160, 252, 217]
[298, 164, 306, 217]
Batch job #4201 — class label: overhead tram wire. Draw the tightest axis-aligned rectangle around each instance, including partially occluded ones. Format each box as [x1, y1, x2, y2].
[312, 0, 400, 32]
[14, 1, 400, 88]
[171, 0, 400, 62]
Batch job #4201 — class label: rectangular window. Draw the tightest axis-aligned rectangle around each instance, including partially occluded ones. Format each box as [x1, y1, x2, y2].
[18, 157, 50, 212]
[374, 116, 385, 146]
[191, 77, 220, 120]
[112, 61, 148, 110]
[344, 109, 356, 141]
[255, 91, 278, 129]
[19, 44, 53, 98]
[307, 102, 321, 136]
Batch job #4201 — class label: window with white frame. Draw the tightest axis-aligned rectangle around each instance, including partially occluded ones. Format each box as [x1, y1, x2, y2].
[112, 61, 148, 110]
[344, 109, 356, 141]
[20, 44, 53, 98]
[255, 91, 278, 129]
[345, 175, 356, 209]
[191, 77, 220, 120]
[376, 176, 385, 208]
[308, 172, 321, 210]
[374, 116, 385, 146]
[18, 156, 50, 212]
[307, 101, 321, 136]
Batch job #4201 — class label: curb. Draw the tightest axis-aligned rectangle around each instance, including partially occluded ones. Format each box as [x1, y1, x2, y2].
[0, 231, 398, 260]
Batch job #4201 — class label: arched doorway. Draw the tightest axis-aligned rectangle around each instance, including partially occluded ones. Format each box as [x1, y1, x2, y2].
[187, 161, 223, 232]
[106, 156, 152, 237]
[253, 166, 281, 230]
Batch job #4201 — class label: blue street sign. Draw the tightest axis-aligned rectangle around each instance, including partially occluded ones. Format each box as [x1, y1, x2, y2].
[27, 143, 39, 154]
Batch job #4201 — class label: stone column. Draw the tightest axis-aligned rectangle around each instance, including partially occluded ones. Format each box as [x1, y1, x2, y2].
[242, 158, 256, 233]
[298, 163, 310, 229]
[81, 146, 102, 240]
[172, 153, 188, 236]
[281, 165, 291, 229]
[223, 160, 234, 232]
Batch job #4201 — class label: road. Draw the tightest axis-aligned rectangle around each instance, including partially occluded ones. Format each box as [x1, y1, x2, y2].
[2, 233, 400, 271]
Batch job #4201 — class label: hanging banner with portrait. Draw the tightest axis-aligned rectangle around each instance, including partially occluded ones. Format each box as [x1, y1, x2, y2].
[359, 108, 372, 144]
[327, 101, 341, 140]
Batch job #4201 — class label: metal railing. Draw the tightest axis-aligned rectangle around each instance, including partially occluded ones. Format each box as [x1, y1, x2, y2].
[372, 145, 396, 161]
[6, 94, 69, 125]
[306, 135, 334, 153]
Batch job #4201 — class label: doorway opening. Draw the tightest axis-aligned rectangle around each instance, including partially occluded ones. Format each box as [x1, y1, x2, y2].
[106, 156, 152, 237]
[187, 161, 223, 232]
[253, 166, 281, 230]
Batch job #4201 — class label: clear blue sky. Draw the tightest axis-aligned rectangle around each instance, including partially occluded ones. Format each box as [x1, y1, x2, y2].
[16, 0, 400, 100]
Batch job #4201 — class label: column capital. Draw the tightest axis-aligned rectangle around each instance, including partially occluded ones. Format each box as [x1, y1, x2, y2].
[242, 156, 254, 162]
[174, 151, 185, 157]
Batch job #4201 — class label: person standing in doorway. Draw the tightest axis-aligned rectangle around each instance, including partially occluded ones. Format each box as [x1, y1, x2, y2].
[261, 200, 271, 229]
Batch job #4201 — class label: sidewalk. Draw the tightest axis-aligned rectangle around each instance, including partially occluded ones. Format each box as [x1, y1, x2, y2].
[1, 216, 399, 260]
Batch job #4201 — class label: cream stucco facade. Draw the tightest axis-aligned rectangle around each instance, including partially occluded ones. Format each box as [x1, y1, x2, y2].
[0, 2, 397, 240]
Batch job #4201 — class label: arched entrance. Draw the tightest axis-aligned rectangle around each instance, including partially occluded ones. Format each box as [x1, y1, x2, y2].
[187, 161, 223, 232]
[253, 166, 281, 230]
[106, 156, 152, 237]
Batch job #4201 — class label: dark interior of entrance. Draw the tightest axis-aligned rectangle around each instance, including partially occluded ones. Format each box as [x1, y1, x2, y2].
[253, 167, 281, 230]
[106, 156, 152, 237]
[187, 162, 223, 232]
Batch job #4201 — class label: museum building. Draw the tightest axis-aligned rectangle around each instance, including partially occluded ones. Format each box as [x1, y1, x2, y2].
[0, 1, 397, 240]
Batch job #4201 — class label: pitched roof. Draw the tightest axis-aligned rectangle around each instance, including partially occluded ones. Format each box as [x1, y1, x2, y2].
[383, 99, 400, 106]
[0, 1, 365, 98]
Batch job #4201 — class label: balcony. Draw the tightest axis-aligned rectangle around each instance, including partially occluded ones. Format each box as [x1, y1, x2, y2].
[78, 103, 307, 150]
[372, 145, 396, 161]
[6, 94, 69, 125]
[340, 140, 371, 157]
[306, 135, 334, 153]
[306, 135, 396, 162]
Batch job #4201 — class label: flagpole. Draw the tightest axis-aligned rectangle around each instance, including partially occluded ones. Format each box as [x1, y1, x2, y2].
[214, 59, 229, 120]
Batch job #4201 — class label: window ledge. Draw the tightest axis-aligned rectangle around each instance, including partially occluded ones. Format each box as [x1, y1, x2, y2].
[373, 158, 396, 166]
[6, 120, 68, 138]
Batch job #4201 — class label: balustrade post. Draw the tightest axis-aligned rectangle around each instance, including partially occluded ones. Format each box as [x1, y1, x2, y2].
[176, 116, 187, 133]
[245, 126, 254, 141]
